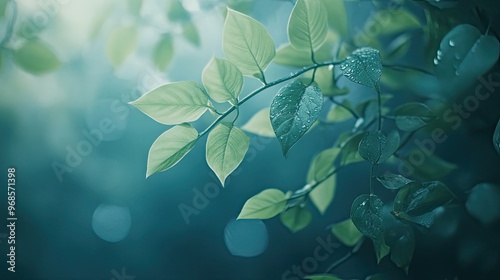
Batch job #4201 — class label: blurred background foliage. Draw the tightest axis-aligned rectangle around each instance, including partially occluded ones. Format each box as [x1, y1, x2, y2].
[0, 0, 500, 279]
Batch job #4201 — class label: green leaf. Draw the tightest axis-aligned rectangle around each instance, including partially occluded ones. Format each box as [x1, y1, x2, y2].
[394, 103, 435, 132]
[377, 172, 412, 190]
[152, 34, 174, 71]
[106, 25, 138, 67]
[340, 48, 382, 90]
[182, 21, 200, 47]
[127, 0, 143, 16]
[381, 67, 441, 99]
[384, 33, 413, 61]
[310, 175, 336, 215]
[130, 81, 210, 125]
[351, 194, 384, 242]
[326, 101, 354, 123]
[0, 0, 9, 18]
[241, 108, 275, 137]
[202, 57, 243, 104]
[390, 229, 415, 269]
[206, 123, 250, 186]
[340, 132, 365, 165]
[394, 181, 454, 217]
[167, 0, 190, 22]
[494, 118, 500, 156]
[270, 80, 323, 156]
[373, 238, 390, 264]
[305, 275, 341, 280]
[435, 24, 500, 97]
[274, 38, 334, 68]
[146, 124, 198, 177]
[400, 153, 457, 180]
[358, 130, 400, 164]
[13, 39, 61, 74]
[307, 147, 340, 182]
[466, 183, 500, 225]
[331, 219, 363, 247]
[280, 206, 313, 233]
[238, 189, 287, 219]
[288, 0, 328, 52]
[223, 8, 275, 81]
[369, 9, 420, 36]
[321, 0, 349, 39]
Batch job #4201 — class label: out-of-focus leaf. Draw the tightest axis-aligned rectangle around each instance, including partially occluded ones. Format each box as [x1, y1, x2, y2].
[106, 25, 138, 67]
[152, 34, 174, 71]
[13, 39, 61, 74]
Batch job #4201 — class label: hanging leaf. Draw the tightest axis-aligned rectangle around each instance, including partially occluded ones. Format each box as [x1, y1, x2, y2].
[393, 181, 455, 217]
[274, 38, 334, 68]
[307, 147, 340, 182]
[310, 176, 336, 215]
[223, 8, 275, 81]
[358, 131, 400, 164]
[206, 123, 249, 186]
[340, 48, 382, 90]
[494, 118, 500, 156]
[331, 219, 363, 247]
[373, 238, 390, 264]
[305, 275, 341, 280]
[466, 183, 500, 225]
[238, 189, 287, 219]
[340, 132, 365, 165]
[350, 194, 384, 242]
[280, 206, 313, 233]
[270, 80, 323, 156]
[382, 208, 415, 269]
[130, 81, 210, 125]
[182, 21, 201, 47]
[146, 124, 198, 177]
[377, 172, 413, 190]
[241, 108, 275, 137]
[106, 25, 138, 67]
[394, 103, 435, 132]
[321, 0, 349, 39]
[288, 0, 328, 52]
[13, 39, 61, 74]
[152, 34, 174, 71]
[202, 57, 243, 104]
[434, 24, 500, 97]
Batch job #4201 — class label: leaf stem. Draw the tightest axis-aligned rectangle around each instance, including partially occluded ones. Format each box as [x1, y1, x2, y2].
[369, 163, 376, 195]
[382, 63, 433, 76]
[376, 86, 382, 131]
[199, 60, 345, 137]
[325, 238, 365, 273]
[0, 0, 18, 49]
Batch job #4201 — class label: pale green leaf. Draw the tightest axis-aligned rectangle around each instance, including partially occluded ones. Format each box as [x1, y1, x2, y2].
[182, 21, 200, 47]
[146, 124, 198, 177]
[270, 80, 323, 156]
[310, 175, 336, 215]
[274, 32, 335, 68]
[238, 189, 287, 219]
[331, 218, 363, 247]
[167, 0, 190, 22]
[206, 123, 250, 186]
[241, 107, 275, 137]
[152, 34, 174, 71]
[369, 9, 420, 36]
[106, 25, 138, 67]
[321, 0, 349, 38]
[202, 57, 243, 104]
[130, 81, 210, 125]
[0, 0, 9, 18]
[127, 0, 142, 16]
[307, 66, 349, 96]
[280, 206, 313, 233]
[340, 132, 365, 165]
[326, 101, 354, 123]
[13, 39, 61, 74]
[223, 8, 275, 81]
[288, 0, 328, 52]
[305, 275, 341, 280]
[340, 47, 382, 90]
[307, 147, 340, 182]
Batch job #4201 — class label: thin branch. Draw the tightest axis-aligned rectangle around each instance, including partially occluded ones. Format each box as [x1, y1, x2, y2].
[382, 63, 433, 76]
[375, 86, 382, 131]
[199, 60, 345, 137]
[325, 238, 365, 273]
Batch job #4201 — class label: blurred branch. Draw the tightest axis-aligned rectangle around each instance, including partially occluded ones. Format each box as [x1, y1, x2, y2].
[0, 0, 17, 49]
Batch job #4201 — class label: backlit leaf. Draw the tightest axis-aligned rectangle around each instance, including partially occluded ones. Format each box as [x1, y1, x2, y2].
[152, 34, 174, 71]
[238, 189, 287, 219]
[106, 25, 138, 67]
[280, 206, 313, 233]
[13, 39, 61, 74]
[331, 219, 363, 247]
[288, 0, 328, 52]
[241, 108, 275, 137]
[202, 57, 243, 104]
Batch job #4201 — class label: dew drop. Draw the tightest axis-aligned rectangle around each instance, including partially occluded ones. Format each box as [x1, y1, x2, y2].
[449, 40, 456, 47]
[433, 58, 439, 65]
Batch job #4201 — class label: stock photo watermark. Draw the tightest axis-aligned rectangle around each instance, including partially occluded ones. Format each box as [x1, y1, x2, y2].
[398, 72, 500, 177]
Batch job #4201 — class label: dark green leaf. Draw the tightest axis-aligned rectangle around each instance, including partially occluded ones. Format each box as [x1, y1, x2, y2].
[494, 118, 500, 156]
[400, 153, 457, 180]
[152, 34, 174, 71]
[394, 103, 435, 132]
[288, 0, 328, 52]
[340, 48, 382, 90]
[331, 219, 363, 247]
[351, 194, 384, 242]
[280, 206, 313, 233]
[130, 81, 210, 125]
[466, 183, 500, 225]
[377, 172, 413, 190]
[305, 275, 341, 280]
[238, 189, 287, 219]
[206, 123, 249, 186]
[435, 24, 500, 97]
[146, 124, 198, 177]
[13, 39, 61, 74]
[373, 238, 390, 264]
[359, 131, 399, 164]
[270, 80, 323, 156]
[394, 181, 454, 217]
[223, 8, 275, 81]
